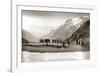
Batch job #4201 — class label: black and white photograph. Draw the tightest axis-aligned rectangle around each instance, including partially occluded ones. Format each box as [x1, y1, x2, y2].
[22, 10, 90, 62]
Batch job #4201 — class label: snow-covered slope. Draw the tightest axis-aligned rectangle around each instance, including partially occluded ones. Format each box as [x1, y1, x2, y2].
[43, 16, 89, 40]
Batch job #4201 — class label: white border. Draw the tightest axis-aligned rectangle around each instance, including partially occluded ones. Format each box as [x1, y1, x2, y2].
[11, 2, 97, 73]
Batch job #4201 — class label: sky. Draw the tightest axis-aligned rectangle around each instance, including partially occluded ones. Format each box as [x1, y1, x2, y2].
[22, 10, 89, 38]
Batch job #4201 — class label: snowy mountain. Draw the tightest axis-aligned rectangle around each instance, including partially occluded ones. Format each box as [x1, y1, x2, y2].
[43, 16, 89, 40]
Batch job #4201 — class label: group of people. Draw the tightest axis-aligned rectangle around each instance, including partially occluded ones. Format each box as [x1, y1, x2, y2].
[76, 39, 84, 46]
[39, 39, 71, 47]
[39, 38, 84, 48]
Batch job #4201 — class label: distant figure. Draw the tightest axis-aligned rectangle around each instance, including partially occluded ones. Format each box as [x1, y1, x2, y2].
[67, 39, 70, 47]
[52, 39, 55, 43]
[55, 39, 57, 43]
[76, 40, 79, 45]
[40, 39, 43, 43]
[78, 39, 82, 45]
[57, 40, 59, 43]
[81, 40, 84, 46]
[79, 41, 81, 45]
[45, 39, 50, 46]
[62, 41, 65, 48]
[59, 39, 62, 43]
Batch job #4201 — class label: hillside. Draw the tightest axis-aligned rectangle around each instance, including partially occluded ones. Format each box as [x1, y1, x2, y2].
[22, 30, 38, 42]
[66, 20, 90, 48]
[43, 16, 89, 40]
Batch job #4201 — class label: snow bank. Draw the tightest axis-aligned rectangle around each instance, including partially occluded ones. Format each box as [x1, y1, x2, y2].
[22, 51, 89, 62]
